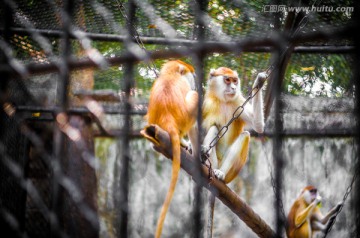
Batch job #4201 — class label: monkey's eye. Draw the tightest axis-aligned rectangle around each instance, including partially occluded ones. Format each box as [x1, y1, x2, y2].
[224, 76, 238, 85]
[309, 189, 317, 194]
[224, 77, 231, 84]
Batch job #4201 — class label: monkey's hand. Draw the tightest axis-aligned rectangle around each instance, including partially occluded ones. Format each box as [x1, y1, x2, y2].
[324, 203, 343, 232]
[201, 145, 211, 162]
[253, 72, 268, 90]
[315, 195, 322, 205]
[213, 169, 225, 181]
[333, 201, 343, 213]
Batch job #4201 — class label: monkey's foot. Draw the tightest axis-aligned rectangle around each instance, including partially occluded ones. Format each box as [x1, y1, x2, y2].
[200, 145, 211, 163]
[140, 125, 161, 147]
[180, 138, 189, 148]
[181, 139, 192, 153]
[213, 169, 225, 181]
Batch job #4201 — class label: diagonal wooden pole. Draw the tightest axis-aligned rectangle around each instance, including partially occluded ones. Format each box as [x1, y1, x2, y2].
[141, 125, 279, 238]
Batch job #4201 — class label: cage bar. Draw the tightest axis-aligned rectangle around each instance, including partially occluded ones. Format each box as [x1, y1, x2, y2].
[0, 0, 358, 238]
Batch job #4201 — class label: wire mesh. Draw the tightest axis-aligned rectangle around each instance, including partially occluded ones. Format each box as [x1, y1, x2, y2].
[0, 0, 358, 237]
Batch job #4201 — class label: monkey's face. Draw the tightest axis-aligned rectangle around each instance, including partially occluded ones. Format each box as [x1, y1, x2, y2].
[182, 70, 196, 90]
[222, 75, 239, 99]
[175, 61, 196, 90]
[208, 67, 240, 102]
[302, 187, 318, 205]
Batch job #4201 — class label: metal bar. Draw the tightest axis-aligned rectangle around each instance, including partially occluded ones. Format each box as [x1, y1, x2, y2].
[0, 1, 12, 142]
[0, 2, 16, 236]
[19, 137, 30, 234]
[5, 127, 350, 139]
[65, 115, 100, 238]
[117, 0, 136, 237]
[3, 109, 98, 238]
[97, 129, 358, 138]
[259, 129, 357, 138]
[271, 2, 285, 235]
[192, 0, 208, 237]
[353, 2, 360, 237]
[4, 27, 355, 53]
[273, 48, 285, 237]
[293, 46, 354, 53]
[50, 0, 73, 237]
[18, 39, 278, 75]
[16, 105, 147, 115]
[1, 25, 354, 77]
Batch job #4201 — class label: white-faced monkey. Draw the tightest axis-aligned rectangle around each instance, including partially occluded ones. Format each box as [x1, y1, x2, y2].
[202, 67, 266, 183]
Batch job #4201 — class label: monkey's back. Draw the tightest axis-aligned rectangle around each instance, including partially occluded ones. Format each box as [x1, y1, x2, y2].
[287, 200, 312, 238]
[147, 74, 195, 137]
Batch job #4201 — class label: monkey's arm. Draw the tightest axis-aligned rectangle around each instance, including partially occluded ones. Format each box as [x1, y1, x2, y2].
[311, 220, 327, 231]
[241, 72, 266, 133]
[317, 202, 343, 225]
[202, 125, 219, 169]
[311, 204, 340, 232]
[294, 202, 318, 228]
[184, 90, 199, 155]
[251, 72, 266, 132]
[202, 126, 218, 154]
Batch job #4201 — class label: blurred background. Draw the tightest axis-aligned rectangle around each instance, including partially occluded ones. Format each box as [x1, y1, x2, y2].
[0, 0, 357, 237]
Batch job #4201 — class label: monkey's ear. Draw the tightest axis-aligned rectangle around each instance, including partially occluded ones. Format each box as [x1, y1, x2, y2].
[209, 68, 216, 77]
[179, 64, 185, 75]
[234, 71, 239, 78]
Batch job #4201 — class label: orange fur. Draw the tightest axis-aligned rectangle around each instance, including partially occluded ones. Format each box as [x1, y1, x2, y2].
[203, 92, 246, 162]
[202, 67, 247, 168]
[287, 186, 332, 238]
[145, 60, 198, 238]
[210, 67, 237, 76]
[287, 186, 316, 238]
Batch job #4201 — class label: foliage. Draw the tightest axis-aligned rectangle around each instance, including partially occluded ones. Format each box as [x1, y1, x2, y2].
[285, 54, 353, 97]
[91, 0, 353, 98]
[10, 0, 354, 98]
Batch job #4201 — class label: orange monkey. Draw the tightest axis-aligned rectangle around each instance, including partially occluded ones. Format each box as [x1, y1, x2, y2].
[142, 60, 198, 238]
[287, 186, 342, 238]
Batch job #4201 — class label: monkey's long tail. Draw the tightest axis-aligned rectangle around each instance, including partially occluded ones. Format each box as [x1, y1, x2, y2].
[155, 129, 181, 238]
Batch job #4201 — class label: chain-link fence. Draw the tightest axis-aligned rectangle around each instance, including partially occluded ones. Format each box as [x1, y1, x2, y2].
[1, 0, 359, 237]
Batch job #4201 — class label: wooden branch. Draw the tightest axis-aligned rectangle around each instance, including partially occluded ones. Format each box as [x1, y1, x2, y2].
[141, 125, 278, 238]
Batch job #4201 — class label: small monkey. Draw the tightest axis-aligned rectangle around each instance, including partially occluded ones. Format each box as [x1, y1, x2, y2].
[142, 60, 198, 238]
[287, 186, 343, 238]
[202, 67, 266, 183]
